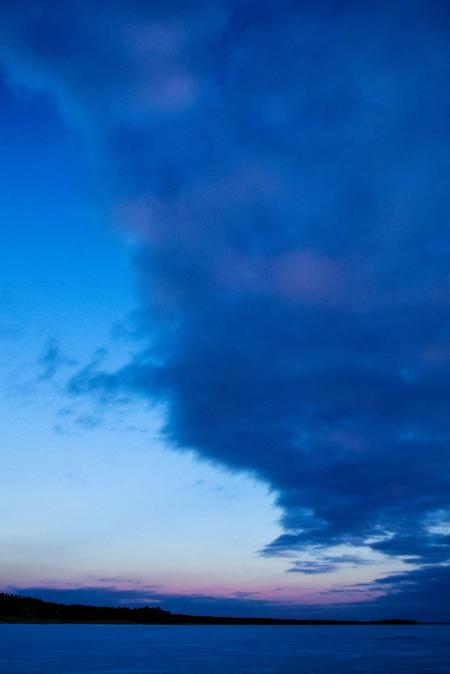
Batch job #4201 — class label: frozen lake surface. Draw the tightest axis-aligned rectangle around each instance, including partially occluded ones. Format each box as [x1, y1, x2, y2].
[0, 624, 449, 673]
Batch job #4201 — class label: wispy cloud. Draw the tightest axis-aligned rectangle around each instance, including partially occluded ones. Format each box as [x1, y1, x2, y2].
[37, 339, 77, 382]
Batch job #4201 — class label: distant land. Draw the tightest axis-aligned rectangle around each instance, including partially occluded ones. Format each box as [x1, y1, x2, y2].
[0, 593, 418, 626]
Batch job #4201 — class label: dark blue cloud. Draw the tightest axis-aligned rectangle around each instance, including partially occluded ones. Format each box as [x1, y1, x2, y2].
[2, 0, 450, 614]
[287, 554, 373, 574]
[348, 565, 450, 622]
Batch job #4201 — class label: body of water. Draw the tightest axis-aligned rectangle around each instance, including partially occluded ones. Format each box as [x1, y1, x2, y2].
[0, 624, 449, 673]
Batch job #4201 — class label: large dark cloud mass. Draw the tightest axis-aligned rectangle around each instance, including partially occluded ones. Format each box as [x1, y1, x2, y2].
[2, 0, 450, 608]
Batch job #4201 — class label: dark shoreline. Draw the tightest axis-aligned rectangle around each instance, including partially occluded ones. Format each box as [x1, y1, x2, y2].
[0, 593, 422, 626]
[0, 618, 424, 625]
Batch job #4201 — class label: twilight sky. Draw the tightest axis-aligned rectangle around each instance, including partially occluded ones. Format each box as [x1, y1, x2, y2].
[1, 0, 450, 620]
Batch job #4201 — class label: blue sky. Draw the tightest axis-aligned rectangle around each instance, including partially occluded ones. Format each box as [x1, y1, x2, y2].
[1, 0, 450, 620]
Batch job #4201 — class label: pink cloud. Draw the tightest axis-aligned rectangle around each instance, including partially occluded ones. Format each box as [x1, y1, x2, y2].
[421, 343, 450, 366]
[122, 21, 187, 57]
[135, 67, 196, 110]
[115, 198, 170, 245]
[216, 248, 352, 308]
[328, 429, 366, 453]
[270, 249, 347, 306]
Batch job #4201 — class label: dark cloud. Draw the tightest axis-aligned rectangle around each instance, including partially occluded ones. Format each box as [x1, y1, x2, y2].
[287, 555, 373, 575]
[2, 0, 450, 613]
[350, 565, 450, 622]
[288, 561, 338, 575]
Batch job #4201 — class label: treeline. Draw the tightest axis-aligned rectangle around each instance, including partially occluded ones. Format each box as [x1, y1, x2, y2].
[0, 593, 170, 623]
[0, 593, 418, 625]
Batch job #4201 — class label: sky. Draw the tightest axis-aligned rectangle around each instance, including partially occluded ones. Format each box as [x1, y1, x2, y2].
[1, 0, 450, 621]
